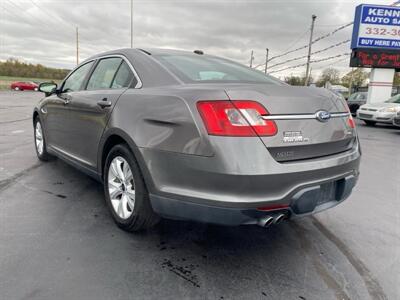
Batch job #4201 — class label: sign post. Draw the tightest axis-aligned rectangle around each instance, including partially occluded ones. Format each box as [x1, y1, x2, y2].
[351, 4, 400, 103]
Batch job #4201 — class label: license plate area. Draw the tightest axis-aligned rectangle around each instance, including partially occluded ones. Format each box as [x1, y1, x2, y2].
[359, 113, 372, 119]
[317, 182, 336, 205]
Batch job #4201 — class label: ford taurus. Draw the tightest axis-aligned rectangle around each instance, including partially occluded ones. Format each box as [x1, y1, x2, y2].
[33, 48, 361, 232]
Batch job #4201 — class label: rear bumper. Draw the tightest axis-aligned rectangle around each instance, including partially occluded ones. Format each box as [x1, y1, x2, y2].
[149, 174, 358, 225]
[141, 135, 361, 225]
[357, 111, 396, 123]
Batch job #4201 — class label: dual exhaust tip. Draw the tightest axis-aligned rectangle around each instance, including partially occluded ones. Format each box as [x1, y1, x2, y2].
[257, 213, 288, 228]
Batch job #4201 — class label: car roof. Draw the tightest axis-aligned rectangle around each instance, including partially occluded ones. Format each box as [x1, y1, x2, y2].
[87, 48, 202, 61]
[82, 48, 188, 87]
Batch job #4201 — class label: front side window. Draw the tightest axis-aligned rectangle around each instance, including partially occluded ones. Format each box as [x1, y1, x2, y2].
[86, 58, 122, 90]
[62, 61, 94, 93]
[111, 61, 135, 89]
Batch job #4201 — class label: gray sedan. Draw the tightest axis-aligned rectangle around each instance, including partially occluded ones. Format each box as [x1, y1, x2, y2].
[34, 48, 361, 231]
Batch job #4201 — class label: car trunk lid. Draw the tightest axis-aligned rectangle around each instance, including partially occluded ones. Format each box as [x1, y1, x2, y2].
[224, 84, 356, 162]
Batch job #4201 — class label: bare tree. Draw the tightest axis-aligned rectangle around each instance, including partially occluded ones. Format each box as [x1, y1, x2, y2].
[316, 68, 340, 87]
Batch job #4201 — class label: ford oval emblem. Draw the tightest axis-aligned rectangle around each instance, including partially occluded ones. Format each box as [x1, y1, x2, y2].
[315, 110, 331, 122]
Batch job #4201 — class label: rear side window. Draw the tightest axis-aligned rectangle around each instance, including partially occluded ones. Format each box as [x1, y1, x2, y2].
[86, 58, 122, 90]
[154, 54, 283, 85]
[111, 61, 136, 89]
[62, 61, 94, 92]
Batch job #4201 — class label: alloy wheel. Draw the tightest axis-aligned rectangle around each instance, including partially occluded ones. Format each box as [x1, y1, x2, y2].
[35, 121, 44, 155]
[107, 156, 135, 219]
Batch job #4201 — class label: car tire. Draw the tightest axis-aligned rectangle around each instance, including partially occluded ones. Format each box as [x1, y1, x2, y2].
[364, 120, 376, 126]
[14, 87, 20, 91]
[104, 144, 160, 232]
[34, 117, 53, 161]
[34, 87, 38, 91]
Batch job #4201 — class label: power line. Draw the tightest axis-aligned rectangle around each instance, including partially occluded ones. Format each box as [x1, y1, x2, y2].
[311, 52, 351, 64]
[311, 39, 350, 56]
[311, 22, 353, 44]
[282, 29, 310, 53]
[317, 56, 349, 69]
[29, 0, 74, 32]
[269, 53, 350, 74]
[259, 44, 309, 67]
[4, 0, 51, 29]
[265, 39, 350, 70]
[263, 21, 352, 66]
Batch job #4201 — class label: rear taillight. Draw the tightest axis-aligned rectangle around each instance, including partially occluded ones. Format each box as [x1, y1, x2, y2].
[348, 115, 356, 128]
[344, 102, 356, 129]
[196, 100, 277, 137]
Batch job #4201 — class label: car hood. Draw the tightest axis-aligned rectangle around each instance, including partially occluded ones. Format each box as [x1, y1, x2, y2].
[361, 102, 400, 109]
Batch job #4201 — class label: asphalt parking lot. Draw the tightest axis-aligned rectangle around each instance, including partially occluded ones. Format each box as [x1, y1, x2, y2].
[0, 90, 399, 300]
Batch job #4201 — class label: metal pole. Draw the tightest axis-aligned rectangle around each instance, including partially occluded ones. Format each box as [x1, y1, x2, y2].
[250, 50, 254, 68]
[349, 67, 355, 98]
[76, 27, 79, 65]
[264, 48, 269, 74]
[130, 0, 133, 48]
[304, 15, 316, 86]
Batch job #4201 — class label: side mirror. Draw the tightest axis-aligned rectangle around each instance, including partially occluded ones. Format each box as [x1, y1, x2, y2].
[39, 82, 58, 96]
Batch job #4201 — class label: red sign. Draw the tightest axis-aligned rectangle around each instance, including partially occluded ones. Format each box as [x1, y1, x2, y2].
[350, 49, 400, 69]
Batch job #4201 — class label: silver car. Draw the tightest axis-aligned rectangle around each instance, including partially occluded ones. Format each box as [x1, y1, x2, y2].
[393, 111, 400, 127]
[33, 48, 361, 232]
[357, 94, 400, 126]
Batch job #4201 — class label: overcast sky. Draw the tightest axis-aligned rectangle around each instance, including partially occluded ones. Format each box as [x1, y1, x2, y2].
[0, 0, 395, 79]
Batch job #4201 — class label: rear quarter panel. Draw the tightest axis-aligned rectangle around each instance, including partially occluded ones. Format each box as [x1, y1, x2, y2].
[107, 86, 229, 156]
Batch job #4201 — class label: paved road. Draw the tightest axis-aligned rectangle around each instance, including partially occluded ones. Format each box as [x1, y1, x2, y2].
[0, 91, 399, 300]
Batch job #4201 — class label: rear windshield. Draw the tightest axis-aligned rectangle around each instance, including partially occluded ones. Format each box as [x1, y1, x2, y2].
[154, 54, 283, 85]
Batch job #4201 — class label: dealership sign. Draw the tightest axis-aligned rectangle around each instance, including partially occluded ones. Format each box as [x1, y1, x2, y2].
[351, 4, 400, 49]
[350, 48, 400, 69]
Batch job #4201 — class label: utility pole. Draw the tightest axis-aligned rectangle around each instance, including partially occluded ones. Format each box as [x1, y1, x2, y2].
[349, 67, 355, 98]
[76, 27, 79, 65]
[249, 50, 254, 68]
[304, 14, 316, 86]
[264, 48, 269, 74]
[130, 0, 133, 48]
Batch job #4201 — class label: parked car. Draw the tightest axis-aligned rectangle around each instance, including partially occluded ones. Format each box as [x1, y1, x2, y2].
[347, 92, 367, 116]
[11, 81, 39, 91]
[33, 49, 361, 232]
[393, 111, 400, 127]
[357, 94, 400, 126]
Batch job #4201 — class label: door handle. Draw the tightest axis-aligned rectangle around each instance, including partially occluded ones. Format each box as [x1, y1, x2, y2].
[60, 94, 71, 105]
[97, 98, 112, 108]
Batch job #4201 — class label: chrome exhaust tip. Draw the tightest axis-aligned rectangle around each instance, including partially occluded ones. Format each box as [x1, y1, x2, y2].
[274, 213, 287, 225]
[257, 216, 274, 228]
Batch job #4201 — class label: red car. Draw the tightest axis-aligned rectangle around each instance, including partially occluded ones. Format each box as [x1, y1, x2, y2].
[10, 81, 39, 91]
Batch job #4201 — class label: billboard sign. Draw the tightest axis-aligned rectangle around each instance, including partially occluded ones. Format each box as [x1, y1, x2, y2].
[351, 4, 400, 49]
[350, 48, 400, 69]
